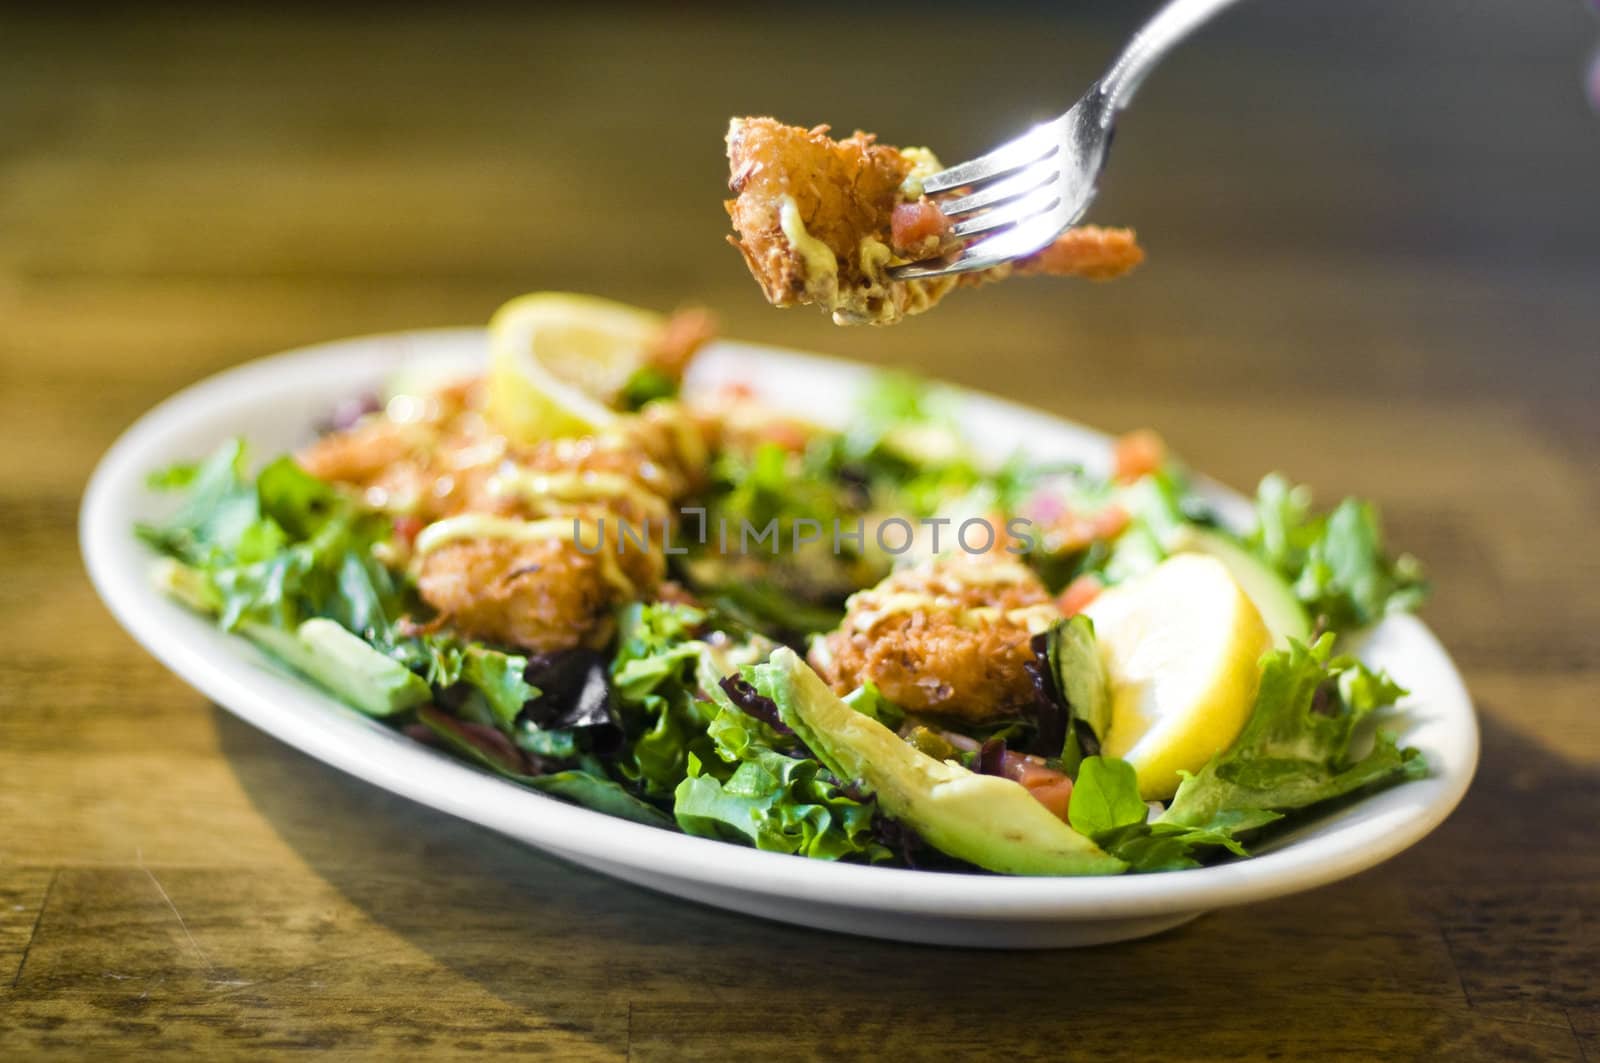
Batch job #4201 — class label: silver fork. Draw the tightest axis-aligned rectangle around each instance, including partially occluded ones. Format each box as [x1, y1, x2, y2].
[891, 0, 1246, 280]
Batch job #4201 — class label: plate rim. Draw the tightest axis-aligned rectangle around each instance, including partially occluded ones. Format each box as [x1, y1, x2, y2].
[80, 327, 1480, 923]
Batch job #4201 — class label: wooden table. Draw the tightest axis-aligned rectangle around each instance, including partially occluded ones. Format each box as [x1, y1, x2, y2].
[3, 5, 1596, 1059]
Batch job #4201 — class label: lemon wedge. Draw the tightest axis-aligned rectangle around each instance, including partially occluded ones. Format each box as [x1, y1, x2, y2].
[1083, 553, 1273, 801]
[485, 292, 664, 443]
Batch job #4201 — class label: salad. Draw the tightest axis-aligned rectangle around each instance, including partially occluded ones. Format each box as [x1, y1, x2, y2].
[138, 292, 1428, 876]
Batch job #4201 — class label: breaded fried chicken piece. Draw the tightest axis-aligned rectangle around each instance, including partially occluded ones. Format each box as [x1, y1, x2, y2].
[725, 117, 1143, 325]
[810, 555, 1064, 721]
[413, 503, 676, 654]
[414, 535, 627, 653]
[407, 405, 710, 653]
[298, 378, 507, 521]
[302, 373, 714, 653]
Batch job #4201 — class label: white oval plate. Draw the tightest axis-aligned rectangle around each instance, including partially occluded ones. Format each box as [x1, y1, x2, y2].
[81, 329, 1478, 948]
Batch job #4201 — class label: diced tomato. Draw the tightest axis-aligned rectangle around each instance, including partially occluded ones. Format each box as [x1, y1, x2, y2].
[1026, 778, 1075, 823]
[762, 419, 812, 453]
[393, 515, 425, 545]
[1113, 429, 1167, 484]
[997, 751, 1075, 822]
[1090, 503, 1131, 540]
[891, 200, 953, 254]
[1057, 574, 1104, 616]
[1002, 753, 1052, 787]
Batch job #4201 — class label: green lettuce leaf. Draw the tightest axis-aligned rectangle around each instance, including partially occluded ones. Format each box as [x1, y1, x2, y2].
[1064, 755, 1255, 872]
[1160, 634, 1426, 834]
[842, 680, 905, 730]
[1067, 637, 1425, 871]
[142, 442, 547, 725]
[1047, 614, 1111, 753]
[1095, 820, 1251, 872]
[1249, 474, 1427, 632]
[620, 365, 678, 410]
[457, 646, 541, 730]
[138, 440, 265, 567]
[1066, 756, 1148, 837]
[609, 602, 725, 796]
[610, 603, 884, 860]
[674, 707, 885, 861]
[416, 708, 670, 828]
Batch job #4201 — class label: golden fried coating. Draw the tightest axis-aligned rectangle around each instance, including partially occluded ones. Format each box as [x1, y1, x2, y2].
[297, 381, 507, 521]
[407, 405, 709, 652]
[725, 117, 1143, 325]
[1015, 225, 1145, 280]
[415, 537, 620, 653]
[725, 117, 955, 325]
[489, 402, 710, 526]
[302, 377, 714, 653]
[811, 555, 1064, 721]
[644, 306, 719, 382]
[413, 509, 669, 654]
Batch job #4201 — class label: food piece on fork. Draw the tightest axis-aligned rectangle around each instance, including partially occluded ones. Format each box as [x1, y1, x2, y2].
[724, 117, 1143, 326]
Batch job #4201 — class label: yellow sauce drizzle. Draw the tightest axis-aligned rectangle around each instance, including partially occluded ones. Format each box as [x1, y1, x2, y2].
[413, 514, 635, 596]
[779, 195, 839, 284]
[488, 468, 670, 521]
[897, 146, 943, 200]
[844, 592, 1061, 634]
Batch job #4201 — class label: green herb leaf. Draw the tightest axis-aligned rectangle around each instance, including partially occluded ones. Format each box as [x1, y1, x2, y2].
[620, 365, 679, 410]
[1067, 756, 1149, 837]
[1249, 474, 1427, 632]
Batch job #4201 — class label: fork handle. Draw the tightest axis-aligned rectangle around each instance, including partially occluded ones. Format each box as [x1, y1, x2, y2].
[1098, 0, 1247, 117]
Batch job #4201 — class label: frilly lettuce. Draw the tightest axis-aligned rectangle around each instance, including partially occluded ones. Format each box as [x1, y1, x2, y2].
[675, 705, 885, 861]
[140, 442, 645, 820]
[1251, 474, 1427, 632]
[610, 603, 884, 860]
[1061, 635, 1424, 872]
[1160, 633, 1424, 834]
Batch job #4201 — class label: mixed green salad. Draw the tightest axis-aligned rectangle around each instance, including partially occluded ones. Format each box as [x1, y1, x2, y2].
[137, 296, 1428, 876]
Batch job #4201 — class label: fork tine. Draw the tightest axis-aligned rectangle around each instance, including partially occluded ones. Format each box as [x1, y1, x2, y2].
[957, 214, 1066, 265]
[937, 163, 1059, 218]
[948, 184, 1062, 239]
[890, 212, 1066, 280]
[918, 118, 1064, 195]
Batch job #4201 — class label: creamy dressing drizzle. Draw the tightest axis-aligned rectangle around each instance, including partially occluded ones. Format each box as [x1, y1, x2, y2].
[779, 195, 839, 284]
[898, 146, 943, 200]
[488, 467, 670, 521]
[844, 591, 1061, 634]
[413, 513, 635, 595]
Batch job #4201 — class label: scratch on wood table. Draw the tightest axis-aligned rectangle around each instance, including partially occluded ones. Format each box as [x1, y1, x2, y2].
[138, 850, 214, 975]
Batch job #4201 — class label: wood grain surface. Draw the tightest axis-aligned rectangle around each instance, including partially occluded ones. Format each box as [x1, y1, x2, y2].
[2, 4, 1597, 1060]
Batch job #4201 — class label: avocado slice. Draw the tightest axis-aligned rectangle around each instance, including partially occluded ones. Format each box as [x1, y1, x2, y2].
[1171, 527, 1311, 649]
[760, 648, 1126, 876]
[248, 618, 434, 717]
[151, 559, 432, 716]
